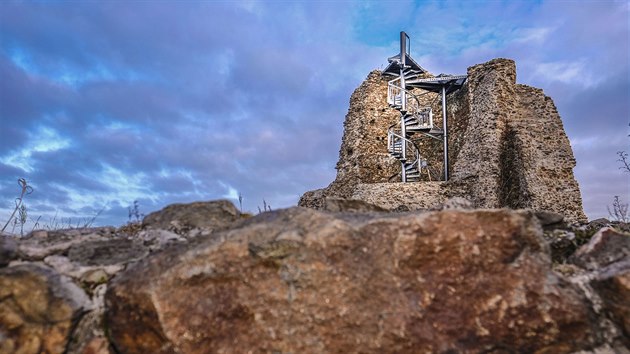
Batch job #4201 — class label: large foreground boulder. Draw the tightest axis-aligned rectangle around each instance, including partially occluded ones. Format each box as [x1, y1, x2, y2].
[106, 208, 598, 353]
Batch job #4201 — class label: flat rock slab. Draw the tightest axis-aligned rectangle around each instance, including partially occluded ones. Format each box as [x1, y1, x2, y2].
[322, 197, 387, 212]
[106, 208, 596, 353]
[17, 227, 117, 261]
[0, 264, 90, 354]
[68, 238, 148, 266]
[142, 200, 242, 235]
[351, 182, 447, 210]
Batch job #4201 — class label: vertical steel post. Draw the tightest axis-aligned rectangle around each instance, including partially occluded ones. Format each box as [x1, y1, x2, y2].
[400, 32, 406, 70]
[400, 32, 407, 182]
[442, 85, 448, 181]
[400, 109, 407, 182]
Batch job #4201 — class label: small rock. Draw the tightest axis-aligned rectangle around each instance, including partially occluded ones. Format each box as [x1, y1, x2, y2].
[81, 269, 110, 285]
[0, 264, 90, 353]
[44, 255, 124, 282]
[588, 218, 612, 230]
[0, 236, 18, 267]
[570, 227, 630, 270]
[544, 229, 577, 263]
[137, 229, 185, 251]
[535, 210, 565, 226]
[297, 188, 326, 209]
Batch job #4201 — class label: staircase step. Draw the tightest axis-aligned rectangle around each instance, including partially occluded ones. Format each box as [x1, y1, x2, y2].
[406, 125, 433, 132]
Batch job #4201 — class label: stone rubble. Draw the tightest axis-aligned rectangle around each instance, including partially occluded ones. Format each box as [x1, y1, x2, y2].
[0, 200, 628, 353]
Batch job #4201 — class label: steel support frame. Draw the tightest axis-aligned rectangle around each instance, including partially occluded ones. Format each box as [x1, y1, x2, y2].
[400, 32, 408, 183]
[442, 85, 448, 181]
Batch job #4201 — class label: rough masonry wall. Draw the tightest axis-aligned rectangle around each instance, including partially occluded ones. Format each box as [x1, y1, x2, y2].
[300, 58, 587, 223]
[451, 58, 517, 208]
[446, 83, 470, 177]
[451, 59, 586, 222]
[298, 71, 400, 209]
[327, 71, 401, 198]
[510, 84, 586, 222]
[298, 70, 442, 209]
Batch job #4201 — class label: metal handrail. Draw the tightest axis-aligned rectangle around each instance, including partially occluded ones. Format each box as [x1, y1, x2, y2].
[387, 127, 420, 164]
[388, 77, 422, 109]
[388, 77, 421, 109]
[388, 78, 434, 129]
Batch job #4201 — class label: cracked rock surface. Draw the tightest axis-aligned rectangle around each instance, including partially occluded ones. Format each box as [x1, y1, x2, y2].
[105, 207, 599, 354]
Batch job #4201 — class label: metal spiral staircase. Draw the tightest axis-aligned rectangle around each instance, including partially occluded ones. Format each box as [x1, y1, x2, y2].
[386, 75, 442, 181]
[382, 31, 467, 182]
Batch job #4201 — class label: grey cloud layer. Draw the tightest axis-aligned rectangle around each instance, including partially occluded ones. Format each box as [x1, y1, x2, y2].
[0, 1, 627, 226]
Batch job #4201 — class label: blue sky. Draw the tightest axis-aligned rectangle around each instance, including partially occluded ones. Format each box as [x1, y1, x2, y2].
[0, 0, 628, 229]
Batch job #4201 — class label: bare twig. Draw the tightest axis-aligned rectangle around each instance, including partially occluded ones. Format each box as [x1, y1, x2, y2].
[83, 205, 106, 228]
[2, 178, 34, 233]
[31, 215, 42, 233]
[608, 196, 629, 223]
[127, 200, 144, 224]
[618, 151, 630, 173]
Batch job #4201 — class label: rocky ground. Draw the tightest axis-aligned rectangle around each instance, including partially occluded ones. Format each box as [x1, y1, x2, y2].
[0, 199, 628, 353]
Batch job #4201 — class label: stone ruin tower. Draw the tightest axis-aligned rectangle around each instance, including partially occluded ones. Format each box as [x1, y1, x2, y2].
[299, 32, 587, 223]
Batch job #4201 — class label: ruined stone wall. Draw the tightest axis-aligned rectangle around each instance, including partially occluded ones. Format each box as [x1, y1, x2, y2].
[446, 83, 470, 175]
[451, 59, 586, 222]
[451, 59, 518, 208]
[299, 58, 587, 223]
[509, 84, 586, 222]
[327, 71, 401, 198]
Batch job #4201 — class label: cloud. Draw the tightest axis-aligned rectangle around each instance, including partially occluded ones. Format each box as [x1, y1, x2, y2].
[514, 27, 554, 44]
[533, 60, 602, 88]
[0, 0, 627, 228]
